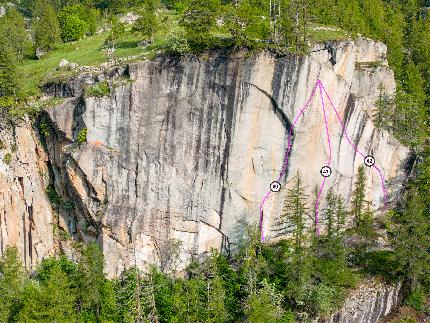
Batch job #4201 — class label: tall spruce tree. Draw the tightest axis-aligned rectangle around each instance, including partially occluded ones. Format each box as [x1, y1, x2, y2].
[0, 37, 19, 98]
[180, 0, 220, 51]
[351, 166, 366, 228]
[0, 247, 26, 322]
[33, 0, 61, 52]
[273, 172, 308, 243]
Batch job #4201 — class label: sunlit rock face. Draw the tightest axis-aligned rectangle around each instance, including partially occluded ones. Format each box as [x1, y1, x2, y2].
[31, 38, 409, 277]
[0, 117, 55, 269]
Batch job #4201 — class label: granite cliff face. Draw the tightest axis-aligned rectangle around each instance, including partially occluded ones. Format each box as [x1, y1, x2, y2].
[1, 38, 410, 280]
[320, 278, 402, 323]
[0, 116, 55, 270]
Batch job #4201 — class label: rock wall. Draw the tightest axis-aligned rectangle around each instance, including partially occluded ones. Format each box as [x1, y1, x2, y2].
[0, 116, 55, 269]
[321, 278, 402, 323]
[37, 38, 409, 277]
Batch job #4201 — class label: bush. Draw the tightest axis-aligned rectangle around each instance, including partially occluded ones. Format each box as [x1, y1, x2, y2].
[163, 30, 190, 55]
[3, 152, 12, 165]
[77, 128, 87, 144]
[364, 250, 400, 281]
[133, 10, 159, 41]
[85, 82, 110, 97]
[58, 4, 100, 39]
[405, 287, 427, 312]
[59, 13, 87, 42]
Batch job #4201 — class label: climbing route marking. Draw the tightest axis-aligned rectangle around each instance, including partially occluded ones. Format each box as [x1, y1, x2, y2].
[259, 79, 389, 241]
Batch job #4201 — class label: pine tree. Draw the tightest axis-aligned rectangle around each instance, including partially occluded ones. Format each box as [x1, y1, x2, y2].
[0, 247, 26, 322]
[76, 242, 116, 321]
[244, 279, 286, 322]
[273, 173, 308, 249]
[351, 166, 366, 228]
[225, 0, 270, 48]
[334, 195, 347, 237]
[324, 188, 337, 238]
[17, 264, 77, 321]
[33, 0, 61, 52]
[0, 37, 20, 97]
[374, 83, 395, 130]
[180, 0, 220, 51]
[0, 8, 33, 60]
[273, 173, 312, 304]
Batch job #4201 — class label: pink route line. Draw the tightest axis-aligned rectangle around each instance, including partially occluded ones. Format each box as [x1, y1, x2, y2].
[314, 81, 333, 236]
[259, 81, 320, 241]
[259, 79, 389, 241]
[319, 82, 389, 206]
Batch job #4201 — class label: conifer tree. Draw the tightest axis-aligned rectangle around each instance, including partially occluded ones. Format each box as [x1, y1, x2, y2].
[180, 0, 220, 51]
[0, 247, 26, 322]
[244, 279, 286, 322]
[0, 8, 33, 60]
[351, 166, 366, 228]
[350, 167, 377, 262]
[273, 172, 308, 244]
[334, 194, 347, 237]
[392, 151, 430, 290]
[17, 264, 77, 321]
[33, 0, 61, 52]
[274, 173, 312, 303]
[76, 242, 116, 321]
[0, 37, 19, 98]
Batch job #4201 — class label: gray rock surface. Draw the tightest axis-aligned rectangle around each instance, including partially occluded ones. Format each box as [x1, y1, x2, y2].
[41, 38, 411, 277]
[320, 278, 402, 323]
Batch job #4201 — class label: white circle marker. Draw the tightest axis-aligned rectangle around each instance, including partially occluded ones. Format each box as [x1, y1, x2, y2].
[270, 181, 281, 192]
[320, 166, 332, 178]
[364, 155, 375, 167]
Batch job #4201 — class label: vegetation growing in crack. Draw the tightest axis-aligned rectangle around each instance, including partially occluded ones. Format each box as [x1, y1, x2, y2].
[76, 127, 87, 144]
[46, 184, 74, 211]
[3, 152, 12, 165]
[85, 82, 111, 98]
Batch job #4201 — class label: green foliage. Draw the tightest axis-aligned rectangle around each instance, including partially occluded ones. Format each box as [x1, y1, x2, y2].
[58, 10, 87, 42]
[364, 250, 400, 281]
[46, 184, 74, 210]
[0, 37, 20, 97]
[244, 279, 285, 322]
[351, 166, 367, 228]
[163, 29, 190, 54]
[85, 81, 111, 97]
[273, 173, 308, 240]
[0, 247, 26, 322]
[405, 287, 427, 312]
[392, 187, 430, 289]
[76, 243, 117, 321]
[3, 152, 12, 164]
[0, 8, 34, 60]
[33, 0, 61, 52]
[133, 9, 159, 41]
[374, 83, 395, 129]
[105, 16, 126, 48]
[16, 264, 77, 322]
[225, 0, 270, 48]
[58, 4, 100, 42]
[180, 0, 220, 51]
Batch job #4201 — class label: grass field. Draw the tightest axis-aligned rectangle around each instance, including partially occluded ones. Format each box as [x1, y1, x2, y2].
[18, 11, 348, 97]
[18, 10, 182, 97]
